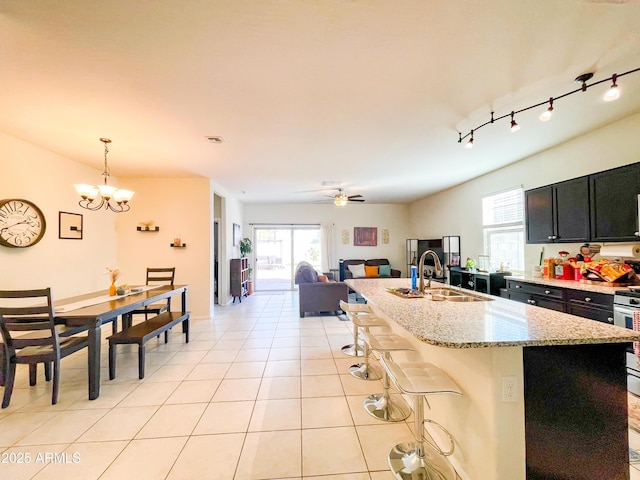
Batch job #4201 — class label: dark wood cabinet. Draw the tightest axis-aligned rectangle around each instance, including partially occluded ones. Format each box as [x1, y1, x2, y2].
[506, 279, 565, 312]
[525, 161, 640, 244]
[449, 267, 509, 296]
[590, 162, 640, 242]
[230, 257, 248, 303]
[505, 279, 616, 322]
[565, 289, 614, 325]
[525, 177, 590, 244]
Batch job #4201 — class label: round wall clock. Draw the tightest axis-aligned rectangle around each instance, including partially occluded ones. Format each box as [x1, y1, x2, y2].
[0, 198, 47, 248]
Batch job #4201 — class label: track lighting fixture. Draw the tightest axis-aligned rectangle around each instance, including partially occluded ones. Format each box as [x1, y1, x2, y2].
[510, 112, 520, 132]
[539, 98, 554, 122]
[458, 67, 639, 147]
[604, 73, 620, 102]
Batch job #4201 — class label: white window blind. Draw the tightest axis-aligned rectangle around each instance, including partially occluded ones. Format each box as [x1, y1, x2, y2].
[482, 189, 524, 227]
[482, 188, 524, 273]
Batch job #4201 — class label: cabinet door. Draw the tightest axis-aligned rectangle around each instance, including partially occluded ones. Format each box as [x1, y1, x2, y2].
[554, 177, 590, 243]
[449, 269, 463, 287]
[526, 186, 554, 243]
[590, 163, 640, 242]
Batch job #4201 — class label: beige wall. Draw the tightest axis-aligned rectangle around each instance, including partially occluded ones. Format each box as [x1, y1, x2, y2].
[0, 133, 220, 318]
[243, 203, 411, 275]
[116, 177, 213, 318]
[0, 133, 118, 298]
[409, 112, 640, 273]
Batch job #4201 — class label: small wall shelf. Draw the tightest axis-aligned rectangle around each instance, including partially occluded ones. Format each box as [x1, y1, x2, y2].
[137, 226, 160, 232]
[170, 243, 186, 248]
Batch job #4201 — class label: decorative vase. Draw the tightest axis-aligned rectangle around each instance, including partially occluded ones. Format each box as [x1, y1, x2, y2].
[109, 282, 116, 296]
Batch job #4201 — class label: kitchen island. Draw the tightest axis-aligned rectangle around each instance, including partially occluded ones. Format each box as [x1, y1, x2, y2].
[345, 277, 640, 480]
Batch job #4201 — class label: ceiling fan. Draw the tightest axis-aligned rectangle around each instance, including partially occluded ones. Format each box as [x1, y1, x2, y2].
[327, 188, 365, 206]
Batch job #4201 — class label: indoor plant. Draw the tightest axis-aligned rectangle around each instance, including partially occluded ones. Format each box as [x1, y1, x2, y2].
[240, 237, 252, 257]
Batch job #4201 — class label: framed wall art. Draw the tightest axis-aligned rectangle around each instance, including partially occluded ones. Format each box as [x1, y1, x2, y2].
[233, 223, 241, 246]
[59, 211, 83, 240]
[354, 227, 377, 246]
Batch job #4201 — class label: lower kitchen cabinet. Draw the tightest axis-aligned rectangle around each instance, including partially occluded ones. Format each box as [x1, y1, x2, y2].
[506, 279, 615, 323]
[565, 289, 614, 325]
[506, 280, 565, 312]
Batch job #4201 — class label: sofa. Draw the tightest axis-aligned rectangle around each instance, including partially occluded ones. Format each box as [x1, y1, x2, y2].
[295, 261, 349, 317]
[339, 258, 402, 281]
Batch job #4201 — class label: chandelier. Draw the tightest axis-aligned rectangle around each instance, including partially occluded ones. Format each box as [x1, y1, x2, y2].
[74, 138, 134, 213]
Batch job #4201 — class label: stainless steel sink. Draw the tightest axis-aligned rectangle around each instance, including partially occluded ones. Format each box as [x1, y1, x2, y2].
[431, 293, 493, 302]
[425, 288, 465, 297]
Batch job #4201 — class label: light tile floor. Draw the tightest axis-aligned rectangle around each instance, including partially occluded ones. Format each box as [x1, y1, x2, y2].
[0, 291, 637, 479]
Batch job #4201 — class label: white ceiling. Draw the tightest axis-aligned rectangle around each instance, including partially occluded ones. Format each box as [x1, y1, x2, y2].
[2, 0, 640, 204]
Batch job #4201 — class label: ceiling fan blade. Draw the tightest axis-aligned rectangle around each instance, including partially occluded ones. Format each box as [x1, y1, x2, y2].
[347, 195, 363, 199]
[348, 198, 365, 202]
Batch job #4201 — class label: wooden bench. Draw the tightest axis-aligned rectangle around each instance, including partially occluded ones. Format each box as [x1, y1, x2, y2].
[107, 311, 190, 380]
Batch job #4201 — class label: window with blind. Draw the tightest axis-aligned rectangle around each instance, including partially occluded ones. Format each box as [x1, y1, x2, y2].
[482, 188, 524, 274]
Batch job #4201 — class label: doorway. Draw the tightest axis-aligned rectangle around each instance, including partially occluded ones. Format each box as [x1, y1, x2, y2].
[253, 226, 321, 291]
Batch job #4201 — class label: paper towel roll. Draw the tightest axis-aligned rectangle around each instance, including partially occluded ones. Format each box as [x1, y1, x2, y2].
[599, 244, 640, 259]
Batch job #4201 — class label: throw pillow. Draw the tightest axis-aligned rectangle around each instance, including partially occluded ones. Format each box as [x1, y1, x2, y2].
[348, 263, 366, 278]
[365, 265, 379, 277]
[317, 274, 329, 282]
[378, 264, 392, 276]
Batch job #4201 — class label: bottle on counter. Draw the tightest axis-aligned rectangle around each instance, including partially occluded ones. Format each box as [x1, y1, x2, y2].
[411, 265, 417, 290]
[543, 257, 556, 278]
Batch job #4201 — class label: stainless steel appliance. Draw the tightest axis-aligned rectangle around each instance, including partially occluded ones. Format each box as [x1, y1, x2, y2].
[614, 288, 640, 395]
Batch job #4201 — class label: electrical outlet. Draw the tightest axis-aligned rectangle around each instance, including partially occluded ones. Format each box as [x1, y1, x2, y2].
[502, 376, 517, 402]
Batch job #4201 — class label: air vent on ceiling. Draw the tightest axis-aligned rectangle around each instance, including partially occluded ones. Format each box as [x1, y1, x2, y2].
[206, 136, 224, 144]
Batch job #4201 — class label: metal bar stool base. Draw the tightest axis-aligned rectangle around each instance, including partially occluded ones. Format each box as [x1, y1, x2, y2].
[349, 363, 382, 380]
[363, 393, 411, 422]
[341, 344, 364, 357]
[389, 442, 456, 480]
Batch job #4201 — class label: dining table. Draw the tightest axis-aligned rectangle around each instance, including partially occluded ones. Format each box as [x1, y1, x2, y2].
[54, 284, 188, 400]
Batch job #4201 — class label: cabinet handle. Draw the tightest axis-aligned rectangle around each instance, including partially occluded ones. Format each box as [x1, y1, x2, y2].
[635, 232, 640, 236]
[585, 297, 591, 302]
[607, 317, 614, 324]
[544, 290, 551, 294]
[515, 285, 521, 289]
[529, 299, 536, 305]
[547, 235, 553, 240]
[468, 281, 474, 287]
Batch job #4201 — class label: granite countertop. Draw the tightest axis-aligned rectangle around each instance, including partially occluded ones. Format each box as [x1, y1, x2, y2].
[345, 278, 640, 349]
[506, 275, 634, 295]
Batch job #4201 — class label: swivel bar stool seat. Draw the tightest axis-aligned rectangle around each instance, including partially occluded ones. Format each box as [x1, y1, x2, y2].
[339, 300, 379, 357]
[382, 356, 462, 480]
[361, 331, 415, 422]
[346, 309, 389, 381]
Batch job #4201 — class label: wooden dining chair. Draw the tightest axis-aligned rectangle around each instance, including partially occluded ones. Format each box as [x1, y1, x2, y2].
[0, 288, 89, 408]
[128, 267, 176, 324]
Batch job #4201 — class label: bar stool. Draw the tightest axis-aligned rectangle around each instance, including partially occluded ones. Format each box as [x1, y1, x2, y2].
[383, 355, 462, 480]
[361, 331, 415, 422]
[345, 309, 388, 381]
[339, 300, 375, 357]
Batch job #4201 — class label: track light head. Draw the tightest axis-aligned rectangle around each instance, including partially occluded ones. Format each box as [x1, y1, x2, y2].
[604, 73, 620, 102]
[465, 131, 474, 149]
[539, 98, 554, 121]
[510, 112, 520, 132]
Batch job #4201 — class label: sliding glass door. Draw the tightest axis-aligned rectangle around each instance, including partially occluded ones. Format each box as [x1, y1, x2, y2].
[253, 226, 321, 291]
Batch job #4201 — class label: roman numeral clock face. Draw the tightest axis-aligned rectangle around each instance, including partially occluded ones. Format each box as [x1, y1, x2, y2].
[0, 199, 46, 248]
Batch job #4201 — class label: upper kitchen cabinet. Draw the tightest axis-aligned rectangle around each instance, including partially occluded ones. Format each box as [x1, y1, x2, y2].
[525, 177, 590, 244]
[590, 162, 640, 242]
